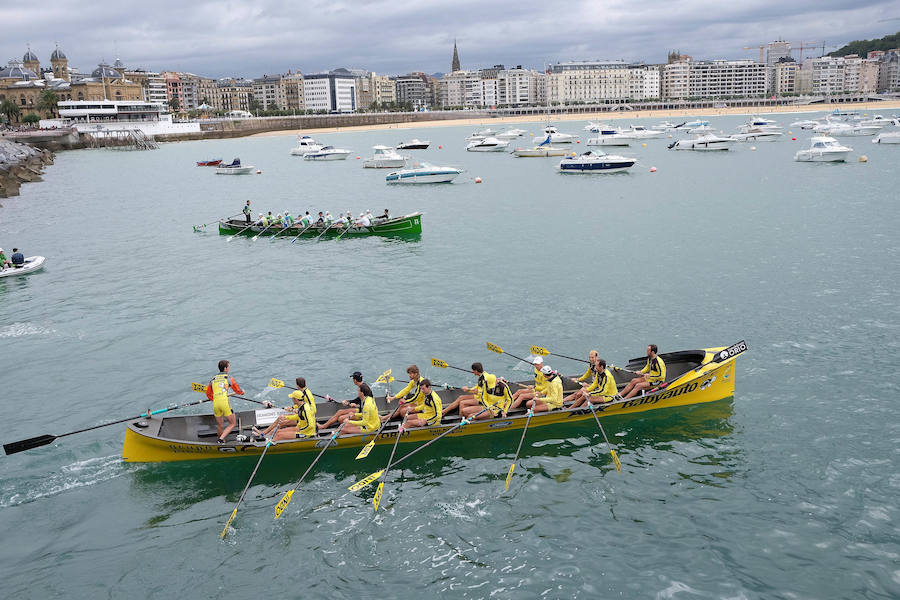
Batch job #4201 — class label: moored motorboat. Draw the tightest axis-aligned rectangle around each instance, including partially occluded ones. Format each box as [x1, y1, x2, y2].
[669, 134, 734, 151]
[0, 256, 45, 278]
[789, 119, 820, 129]
[218, 212, 423, 237]
[559, 150, 635, 173]
[386, 163, 461, 183]
[815, 121, 880, 137]
[290, 136, 324, 156]
[363, 146, 407, 168]
[196, 159, 222, 166]
[303, 146, 352, 161]
[396, 139, 430, 150]
[495, 128, 528, 139]
[513, 145, 571, 157]
[541, 125, 578, 143]
[794, 136, 852, 162]
[121, 343, 747, 463]
[615, 125, 665, 139]
[466, 137, 510, 152]
[872, 131, 900, 144]
[215, 158, 255, 174]
[586, 129, 631, 146]
[730, 128, 783, 142]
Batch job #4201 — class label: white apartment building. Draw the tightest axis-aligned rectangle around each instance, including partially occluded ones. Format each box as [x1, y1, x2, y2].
[497, 67, 544, 106]
[144, 72, 167, 108]
[808, 57, 845, 95]
[628, 65, 661, 100]
[771, 61, 800, 95]
[252, 75, 285, 110]
[303, 71, 357, 112]
[546, 61, 630, 103]
[394, 75, 429, 109]
[688, 60, 767, 98]
[661, 61, 691, 98]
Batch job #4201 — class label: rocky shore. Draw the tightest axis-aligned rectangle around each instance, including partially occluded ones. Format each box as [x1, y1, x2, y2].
[0, 138, 54, 198]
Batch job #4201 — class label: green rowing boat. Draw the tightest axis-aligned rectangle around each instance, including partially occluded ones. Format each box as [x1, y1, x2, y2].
[218, 212, 423, 238]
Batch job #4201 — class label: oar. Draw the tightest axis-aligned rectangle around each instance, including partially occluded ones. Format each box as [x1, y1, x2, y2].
[273, 421, 347, 520]
[584, 398, 622, 473]
[348, 407, 492, 492]
[372, 413, 408, 511]
[505, 406, 535, 491]
[269, 220, 297, 240]
[530, 344, 589, 364]
[227, 219, 262, 241]
[334, 220, 356, 241]
[189, 382, 272, 407]
[251, 221, 277, 241]
[289, 220, 318, 244]
[220, 422, 281, 539]
[356, 370, 400, 460]
[268, 378, 336, 402]
[194, 213, 239, 232]
[430, 357, 471, 375]
[314, 221, 341, 240]
[4, 387, 213, 455]
[486, 341, 533, 365]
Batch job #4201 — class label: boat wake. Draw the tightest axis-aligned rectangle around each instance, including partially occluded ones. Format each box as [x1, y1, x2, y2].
[0, 322, 58, 338]
[0, 454, 134, 508]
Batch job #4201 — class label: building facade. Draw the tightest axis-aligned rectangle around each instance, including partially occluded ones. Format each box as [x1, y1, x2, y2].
[303, 70, 357, 112]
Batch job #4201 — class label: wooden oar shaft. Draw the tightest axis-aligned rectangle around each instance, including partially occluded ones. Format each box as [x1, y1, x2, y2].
[551, 352, 590, 364]
[389, 407, 491, 470]
[289, 222, 317, 243]
[291, 422, 347, 491]
[230, 219, 262, 238]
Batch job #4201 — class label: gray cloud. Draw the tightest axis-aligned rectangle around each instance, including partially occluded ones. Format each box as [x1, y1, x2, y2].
[1, 0, 898, 78]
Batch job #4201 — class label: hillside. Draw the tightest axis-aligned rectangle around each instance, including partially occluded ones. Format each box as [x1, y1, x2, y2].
[829, 31, 900, 56]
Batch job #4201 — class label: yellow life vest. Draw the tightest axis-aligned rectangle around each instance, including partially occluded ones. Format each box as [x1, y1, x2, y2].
[211, 373, 230, 403]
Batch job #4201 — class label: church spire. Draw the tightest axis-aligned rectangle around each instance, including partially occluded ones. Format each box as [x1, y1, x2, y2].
[451, 39, 460, 72]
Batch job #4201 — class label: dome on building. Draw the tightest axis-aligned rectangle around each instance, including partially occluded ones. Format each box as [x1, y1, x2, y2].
[113, 58, 124, 69]
[23, 49, 38, 63]
[51, 47, 67, 60]
[91, 63, 122, 80]
[0, 60, 38, 80]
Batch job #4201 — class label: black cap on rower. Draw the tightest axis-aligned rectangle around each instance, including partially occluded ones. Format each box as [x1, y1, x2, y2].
[351, 371, 363, 382]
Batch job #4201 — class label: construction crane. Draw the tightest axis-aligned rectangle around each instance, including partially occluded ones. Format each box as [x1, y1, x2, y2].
[743, 41, 837, 63]
[743, 45, 765, 63]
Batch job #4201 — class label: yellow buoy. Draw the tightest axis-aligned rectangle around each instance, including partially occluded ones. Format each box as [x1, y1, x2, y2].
[641, 143, 647, 147]
[859, 155, 868, 163]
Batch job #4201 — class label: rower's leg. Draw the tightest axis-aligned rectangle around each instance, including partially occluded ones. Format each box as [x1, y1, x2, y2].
[216, 415, 224, 438]
[530, 400, 551, 413]
[220, 413, 236, 441]
[623, 379, 649, 399]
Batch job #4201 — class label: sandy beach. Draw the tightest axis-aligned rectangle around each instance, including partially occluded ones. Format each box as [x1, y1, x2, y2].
[251, 100, 900, 137]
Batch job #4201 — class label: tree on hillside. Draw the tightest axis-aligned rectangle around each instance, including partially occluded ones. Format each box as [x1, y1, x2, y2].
[1, 98, 20, 124]
[37, 89, 59, 118]
[830, 31, 900, 56]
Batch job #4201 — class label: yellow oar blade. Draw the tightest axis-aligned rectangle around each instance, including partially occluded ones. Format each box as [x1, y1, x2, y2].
[374, 369, 392, 384]
[220, 508, 237, 539]
[431, 358, 448, 369]
[505, 463, 516, 491]
[486, 341, 503, 354]
[273, 489, 294, 519]
[530, 345, 550, 356]
[348, 469, 384, 491]
[356, 440, 375, 460]
[373, 482, 384, 511]
[611, 450, 622, 473]
[269, 378, 285, 388]
[191, 382, 206, 392]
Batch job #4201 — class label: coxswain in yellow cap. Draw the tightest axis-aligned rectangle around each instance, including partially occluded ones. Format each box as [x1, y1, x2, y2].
[253, 377, 317, 441]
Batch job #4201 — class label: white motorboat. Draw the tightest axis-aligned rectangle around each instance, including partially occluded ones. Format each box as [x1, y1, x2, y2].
[730, 128, 783, 142]
[513, 146, 571, 157]
[688, 124, 715, 134]
[558, 151, 635, 173]
[872, 131, 900, 144]
[789, 119, 820, 130]
[385, 163, 461, 183]
[303, 146, 352, 161]
[669, 134, 734, 151]
[857, 115, 891, 128]
[0, 256, 45, 278]
[816, 122, 880, 137]
[586, 128, 631, 146]
[290, 135, 324, 156]
[655, 121, 680, 130]
[396, 139, 430, 150]
[541, 125, 578, 143]
[466, 137, 510, 152]
[794, 137, 852, 162]
[363, 146, 407, 168]
[683, 120, 709, 129]
[616, 125, 665, 139]
[495, 128, 528, 140]
[584, 121, 603, 132]
[215, 158, 255, 174]
[465, 128, 497, 141]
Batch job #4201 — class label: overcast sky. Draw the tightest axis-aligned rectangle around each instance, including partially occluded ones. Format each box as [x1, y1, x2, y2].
[2, 1, 899, 78]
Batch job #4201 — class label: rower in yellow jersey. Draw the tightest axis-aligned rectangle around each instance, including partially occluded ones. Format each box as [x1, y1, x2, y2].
[568, 359, 618, 408]
[403, 379, 442, 428]
[252, 377, 317, 441]
[205, 360, 244, 444]
[509, 355, 548, 410]
[459, 362, 513, 420]
[387, 365, 426, 418]
[340, 383, 381, 434]
[529, 365, 564, 412]
[620, 344, 666, 399]
[563, 350, 600, 405]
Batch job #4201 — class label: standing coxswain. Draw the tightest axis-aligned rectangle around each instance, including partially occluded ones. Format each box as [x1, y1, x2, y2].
[205, 360, 244, 444]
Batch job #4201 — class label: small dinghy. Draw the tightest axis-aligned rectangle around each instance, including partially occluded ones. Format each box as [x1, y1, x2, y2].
[0, 256, 45, 278]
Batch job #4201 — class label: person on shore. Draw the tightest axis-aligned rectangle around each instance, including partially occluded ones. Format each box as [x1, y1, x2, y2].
[242, 201, 252, 224]
[318, 371, 365, 430]
[252, 377, 316, 441]
[510, 356, 547, 411]
[567, 359, 618, 408]
[205, 360, 244, 444]
[340, 383, 380, 435]
[10, 248, 24, 268]
[0, 248, 9, 269]
[619, 345, 666, 399]
[388, 365, 425, 418]
[528, 365, 564, 413]
[403, 379, 442, 428]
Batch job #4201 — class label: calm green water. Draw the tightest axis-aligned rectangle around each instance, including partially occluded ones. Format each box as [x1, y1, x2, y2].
[1, 114, 899, 599]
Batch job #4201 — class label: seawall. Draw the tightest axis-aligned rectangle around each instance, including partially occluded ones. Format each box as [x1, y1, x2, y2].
[0, 138, 55, 199]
